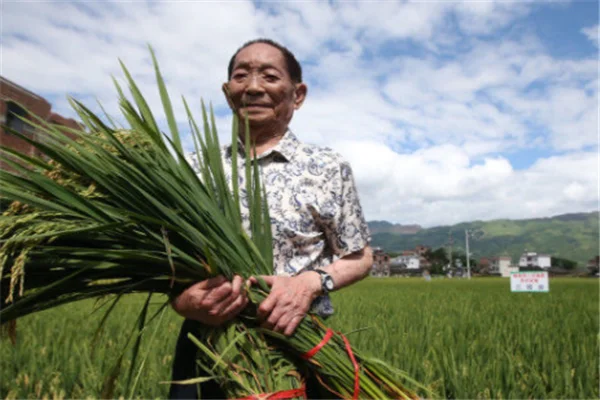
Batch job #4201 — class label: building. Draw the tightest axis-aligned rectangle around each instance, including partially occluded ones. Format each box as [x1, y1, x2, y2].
[587, 256, 599, 276]
[478, 256, 517, 277]
[371, 245, 431, 277]
[371, 247, 390, 277]
[414, 245, 431, 270]
[518, 252, 551, 269]
[486, 256, 513, 276]
[496, 256, 517, 277]
[392, 253, 420, 270]
[1, 76, 80, 171]
[478, 257, 491, 271]
[414, 245, 430, 256]
[419, 257, 431, 270]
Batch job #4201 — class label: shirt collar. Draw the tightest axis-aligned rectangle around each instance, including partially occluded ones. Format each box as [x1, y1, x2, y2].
[227, 129, 300, 162]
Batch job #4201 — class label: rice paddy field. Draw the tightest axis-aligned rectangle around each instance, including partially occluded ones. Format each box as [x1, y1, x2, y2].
[1, 278, 598, 399]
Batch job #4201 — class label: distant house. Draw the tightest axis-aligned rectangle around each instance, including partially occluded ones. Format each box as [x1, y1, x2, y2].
[414, 245, 431, 269]
[479, 256, 516, 277]
[496, 257, 517, 277]
[389, 260, 405, 276]
[397, 246, 430, 269]
[587, 256, 599, 275]
[377, 245, 432, 277]
[414, 245, 430, 256]
[479, 257, 491, 271]
[392, 253, 420, 270]
[518, 252, 551, 269]
[1, 76, 80, 172]
[419, 257, 431, 270]
[371, 247, 390, 277]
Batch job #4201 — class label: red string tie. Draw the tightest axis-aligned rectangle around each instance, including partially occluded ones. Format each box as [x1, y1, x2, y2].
[339, 332, 360, 400]
[300, 329, 360, 400]
[236, 385, 306, 400]
[300, 328, 334, 360]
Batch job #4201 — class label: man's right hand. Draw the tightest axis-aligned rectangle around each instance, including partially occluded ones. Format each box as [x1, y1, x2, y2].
[171, 275, 248, 326]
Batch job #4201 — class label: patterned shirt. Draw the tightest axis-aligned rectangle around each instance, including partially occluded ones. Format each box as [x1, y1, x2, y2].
[188, 130, 371, 315]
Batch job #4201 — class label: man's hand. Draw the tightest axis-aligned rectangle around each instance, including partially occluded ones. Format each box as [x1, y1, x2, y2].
[171, 275, 248, 326]
[253, 273, 321, 336]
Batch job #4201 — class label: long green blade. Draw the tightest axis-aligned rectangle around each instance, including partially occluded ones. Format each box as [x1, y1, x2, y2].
[149, 45, 182, 154]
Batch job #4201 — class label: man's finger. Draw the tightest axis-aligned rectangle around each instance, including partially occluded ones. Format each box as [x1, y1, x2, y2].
[195, 275, 227, 290]
[257, 292, 276, 320]
[209, 290, 240, 316]
[194, 283, 232, 309]
[264, 304, 285, 330]
[231, 275, 244, 298]
[256, 275, 275, 287]
[283, 314, 304, 337]
[274, 313, 292, 334]
[220, 295, 249, 320]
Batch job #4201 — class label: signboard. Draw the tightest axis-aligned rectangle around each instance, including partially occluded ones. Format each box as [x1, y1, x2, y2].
[510, 271, 549, 292]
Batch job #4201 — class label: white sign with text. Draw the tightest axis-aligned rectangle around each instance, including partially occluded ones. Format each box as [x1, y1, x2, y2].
[511, 271, 549, 292]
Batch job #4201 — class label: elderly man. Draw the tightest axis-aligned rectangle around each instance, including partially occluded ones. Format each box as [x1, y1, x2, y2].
[170, 38, 372, 399]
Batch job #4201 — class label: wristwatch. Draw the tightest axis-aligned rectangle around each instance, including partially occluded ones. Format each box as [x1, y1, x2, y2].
[314, 269, 335, 294]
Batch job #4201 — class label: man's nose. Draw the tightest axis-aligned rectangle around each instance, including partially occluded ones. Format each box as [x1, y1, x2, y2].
[245, 74, 264, 94]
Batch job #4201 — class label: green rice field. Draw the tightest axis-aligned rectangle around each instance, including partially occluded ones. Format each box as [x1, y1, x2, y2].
[1, 278, 598, 399]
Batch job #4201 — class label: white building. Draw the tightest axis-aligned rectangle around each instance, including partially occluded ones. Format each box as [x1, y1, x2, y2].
[481, 256, 517, 277]
[488, 256, 516, 277]
[519, 252, 551, 269]
[393, 254, 421, 269]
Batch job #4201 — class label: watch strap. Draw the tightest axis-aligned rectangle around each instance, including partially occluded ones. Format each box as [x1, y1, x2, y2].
[313, 269, 334, 294]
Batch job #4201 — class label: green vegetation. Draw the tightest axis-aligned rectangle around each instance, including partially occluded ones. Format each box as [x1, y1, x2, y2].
[1, 48, 418, 399]
[2, 278, 597, 399]
[370, 212, 599, 265]
[552, 257, 579, 270]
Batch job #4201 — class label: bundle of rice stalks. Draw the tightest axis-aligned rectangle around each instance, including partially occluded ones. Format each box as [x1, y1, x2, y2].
[0, 47, 426, 399]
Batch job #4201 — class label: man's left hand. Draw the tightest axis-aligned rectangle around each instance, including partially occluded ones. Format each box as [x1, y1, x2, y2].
[252, 273, 321, 336]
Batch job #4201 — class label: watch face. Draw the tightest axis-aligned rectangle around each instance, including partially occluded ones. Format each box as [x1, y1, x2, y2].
[324, 276, 334, 291]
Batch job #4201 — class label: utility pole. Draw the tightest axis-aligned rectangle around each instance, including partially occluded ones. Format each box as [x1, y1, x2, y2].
[447, 230, 453, 274]
[465, 229, 471, 280]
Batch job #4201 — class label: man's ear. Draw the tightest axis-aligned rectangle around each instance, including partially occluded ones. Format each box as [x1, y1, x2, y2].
[293, 83, 308, 110]
[222, 83, 235, 110]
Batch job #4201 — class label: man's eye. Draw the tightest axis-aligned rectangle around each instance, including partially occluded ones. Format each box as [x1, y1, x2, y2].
[264, 74, 279, 82]
[233, 73, 247, 80]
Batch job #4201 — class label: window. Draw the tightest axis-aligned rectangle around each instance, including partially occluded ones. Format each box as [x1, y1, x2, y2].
[5, 101, 29, 135]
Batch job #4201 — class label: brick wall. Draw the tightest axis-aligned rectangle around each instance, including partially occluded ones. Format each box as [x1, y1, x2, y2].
[1, 77, 80, 171]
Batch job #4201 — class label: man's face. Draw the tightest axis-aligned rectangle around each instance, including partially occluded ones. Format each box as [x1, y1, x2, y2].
[224, 43, 306, 132]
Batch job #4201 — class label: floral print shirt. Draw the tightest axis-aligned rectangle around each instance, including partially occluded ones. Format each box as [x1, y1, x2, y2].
[187, 130, 371, 315]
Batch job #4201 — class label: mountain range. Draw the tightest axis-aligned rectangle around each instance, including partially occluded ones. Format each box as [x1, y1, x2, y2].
[368, 211, 599, 266]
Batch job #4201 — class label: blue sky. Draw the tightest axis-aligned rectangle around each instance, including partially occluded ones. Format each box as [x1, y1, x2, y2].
[2, 0, 598, 227]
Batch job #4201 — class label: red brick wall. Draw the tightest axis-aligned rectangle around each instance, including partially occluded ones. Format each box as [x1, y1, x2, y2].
[1, 77, 80, 171]
[48, 112, 80, 141]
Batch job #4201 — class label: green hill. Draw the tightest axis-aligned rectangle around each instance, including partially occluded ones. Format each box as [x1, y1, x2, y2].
[368, 220, 422, 235]
[369, 212, 599, 266]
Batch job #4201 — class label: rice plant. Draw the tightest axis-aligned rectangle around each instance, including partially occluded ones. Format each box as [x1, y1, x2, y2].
[0, 47, 421, 399]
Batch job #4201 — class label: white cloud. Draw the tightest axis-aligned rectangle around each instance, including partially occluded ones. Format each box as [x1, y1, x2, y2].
[2, 1, 597, 227]
[3, 1, 261, 119]
[454, 1, 533, 36]
[337, 140, 596, 226]
[581, 24, 599, 47]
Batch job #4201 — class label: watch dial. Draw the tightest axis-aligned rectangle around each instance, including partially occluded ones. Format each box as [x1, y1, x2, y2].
[325, 277, 334, 290]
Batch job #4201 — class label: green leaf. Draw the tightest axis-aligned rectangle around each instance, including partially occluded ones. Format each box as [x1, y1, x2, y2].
[125, 292, 153, 392]
[149, 45, 182, 154]
[118, 60, 161, 138]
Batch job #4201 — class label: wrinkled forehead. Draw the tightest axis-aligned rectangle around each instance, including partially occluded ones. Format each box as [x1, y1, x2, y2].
[232, 43, 288, 73]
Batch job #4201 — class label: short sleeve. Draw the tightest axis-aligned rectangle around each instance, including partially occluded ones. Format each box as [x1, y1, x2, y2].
[323, 158, 371, 258]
